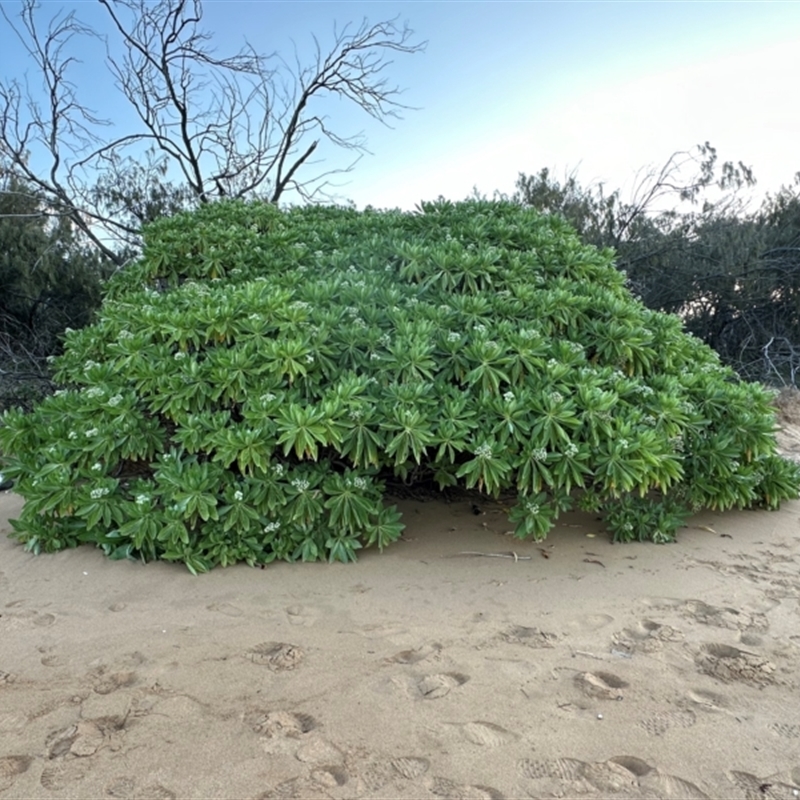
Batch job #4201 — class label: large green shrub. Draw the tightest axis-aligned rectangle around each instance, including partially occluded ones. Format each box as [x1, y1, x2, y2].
[1, 199, 798, 572]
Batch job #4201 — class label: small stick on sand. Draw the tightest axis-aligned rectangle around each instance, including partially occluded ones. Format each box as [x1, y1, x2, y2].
[448, 551, 532, 561]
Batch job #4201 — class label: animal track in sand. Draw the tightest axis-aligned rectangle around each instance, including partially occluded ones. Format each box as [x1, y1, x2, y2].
[249, 642, 305, 671]
[417, 672, 470, 699]
[427, 776, 505, 799]
[0, 755, 32, 792]
[638, 709, 697, 737]
[769, 721, 800, 739]
[575, 670, 628, 700]
[694, 642, 778, 686]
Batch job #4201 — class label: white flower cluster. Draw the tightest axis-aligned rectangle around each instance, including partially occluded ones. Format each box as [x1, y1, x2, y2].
[86, 387, 104, 399]
[525, 500, 540, 515]
[68, 431, 78, 440]
[618, 438, 630, 450]
[531, 447, 547, 462]
[503, 391, 515, 403]
[261, 393, 277, 403]
[549, 391, 564, 404]
[233, 490, 244, 502]
[136, 495, 149, 505]
[118, 330, 134, 340]
[90, 487, 110, 500]
[305, 354, 315, 364]
[291, 477, 309, 492]
[370, 352, 381, 361]
[349, 408, 364, 421]
[174, 351, 187, 360]
[352, 476, 368, 491]
[263, 521, 281, 533]
[547, 358, 559, 368]
[86, 428, 99, 437]
[447, 331, 461, 343]
[565, 443, 579, 458]
[272, 463, 285, 476]
[91, 462, 103, 472]
[108, 395, 123, 407]
[474, 443, 493, 459]
[473, 323, 487, 334]
[669, 435, 684, 452]
[291, 300, 311, 311]
[379, 333, 392, 347]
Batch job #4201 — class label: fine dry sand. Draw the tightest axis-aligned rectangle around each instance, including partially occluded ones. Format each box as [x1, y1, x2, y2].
[2, 422, 800, 799]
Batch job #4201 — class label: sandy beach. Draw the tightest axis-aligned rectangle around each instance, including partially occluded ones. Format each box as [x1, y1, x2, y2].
[1, 414, 800, 799]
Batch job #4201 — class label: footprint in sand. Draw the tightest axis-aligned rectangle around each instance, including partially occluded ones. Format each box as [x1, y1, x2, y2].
[728, 769, 800, 800]
[46, 714, 127, 758]
[681, 600, 769, 633]
[39, 759, 92, 791]
[565, 613, 615, 634]
[206, 602, 244, 617]
[613, 619, 684, 654]
[383, 643, 442, 665]
[574, 671, 628, 700]
[91, 669, 137, 695]
[417, 672, 470, 699]
[244, 709, 317, 738]
[638, 709, 697, 737]
[356, 755, 430, 793]
[248, 642, 305, 671]
[0, 755, 32, 792]
[686, 688, 730, 713]
[517, 756, 709, 799]
[1, 608, 56, 629]
[497, 625, 559, 648]
[285, 605, 320, 627]
[447, 720, 518, 747]
[694, 643, 778, 686]
[105, 776, 177, 800]
[427, 776, 505, 799]
[256, 776, 334, 800]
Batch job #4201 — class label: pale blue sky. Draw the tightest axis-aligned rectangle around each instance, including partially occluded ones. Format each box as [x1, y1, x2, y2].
[2, 1, 799, 211]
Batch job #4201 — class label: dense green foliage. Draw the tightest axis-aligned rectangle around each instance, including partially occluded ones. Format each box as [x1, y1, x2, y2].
[0, 170, 111, 411]
[514, 156, 800, 386]
[1, 199, 798, 572]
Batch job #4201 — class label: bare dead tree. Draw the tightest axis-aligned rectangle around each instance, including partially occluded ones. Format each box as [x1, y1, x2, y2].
[0, 0, 425, 261]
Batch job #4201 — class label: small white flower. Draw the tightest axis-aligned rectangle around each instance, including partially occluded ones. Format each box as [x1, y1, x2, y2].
[549, 391, 564, 404]
[503, 391, 515, 403]
[91, 462, 103, 472]
[291, 478, 310, 492]
[305, 354, 315, 364]
[447, 331, 460, 343]
[263, 521, 281, 533]
[233, 490, 244, 502]
[370, 352, 381, 360]
[618, 438, 629, 450]
[353, 477, 368, 491]
[474, 443, 493, 459]
[68, 431, 78, 440]
[85, 428, 99, 437]
[136, 494, 149, 505]
[86, 387, 104, 399]
[90, 487, 110, 500]
[525, 501, 540, 515]
[174, 351, 186, 360]
[84, 360, 100, 371]
[272, 463, 285, 476]
[261, 393, 276, 403]
[565, 443, 579, 458]
[108, 394, 123, 407]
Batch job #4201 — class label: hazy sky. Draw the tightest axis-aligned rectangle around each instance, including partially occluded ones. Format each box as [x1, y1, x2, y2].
[2, 1, 799, 212]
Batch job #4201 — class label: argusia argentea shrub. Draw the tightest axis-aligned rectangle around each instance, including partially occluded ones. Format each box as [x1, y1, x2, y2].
[1, 199, 798, 572]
